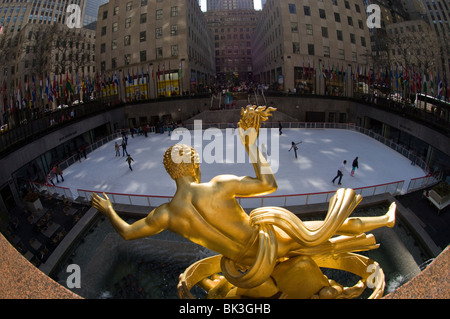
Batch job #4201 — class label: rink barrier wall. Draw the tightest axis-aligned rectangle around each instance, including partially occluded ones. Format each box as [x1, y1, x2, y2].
[31, 123, 440, 208]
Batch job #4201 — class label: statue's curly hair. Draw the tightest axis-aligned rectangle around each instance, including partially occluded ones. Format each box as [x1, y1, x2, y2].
[163, 144, 200, 180]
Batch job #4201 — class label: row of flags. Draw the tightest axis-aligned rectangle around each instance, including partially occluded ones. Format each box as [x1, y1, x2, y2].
[300, 59, 450, 101]
[1, 62, 184, 112]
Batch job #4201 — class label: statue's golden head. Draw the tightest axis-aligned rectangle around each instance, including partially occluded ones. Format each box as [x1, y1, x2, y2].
[163, 144, 200, 181]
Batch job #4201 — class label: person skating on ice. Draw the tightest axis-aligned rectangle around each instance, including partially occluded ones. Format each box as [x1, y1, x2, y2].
[288, 141, 302, 159]
[332, 160, 347, 185]
[115, 142, 120, 157]
[126, 154, 134, 171]
[351, 157, 359, 177]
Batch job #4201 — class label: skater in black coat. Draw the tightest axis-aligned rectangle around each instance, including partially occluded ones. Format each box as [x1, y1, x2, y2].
[351, 157, 359, 177]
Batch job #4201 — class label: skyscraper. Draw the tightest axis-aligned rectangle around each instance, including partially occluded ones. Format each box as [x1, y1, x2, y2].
[206, 0, 254, 11]
[84, 0, 109, 26]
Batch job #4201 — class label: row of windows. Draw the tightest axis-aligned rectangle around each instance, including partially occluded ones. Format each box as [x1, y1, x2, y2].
[288, 1, 363, 15]
[102, 4, 179, 21]
[292, 42, 362, 62]
[101, 44, 179, 71]
[291, 23, 367, 46]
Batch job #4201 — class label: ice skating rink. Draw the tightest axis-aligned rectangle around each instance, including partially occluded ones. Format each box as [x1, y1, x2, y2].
[60, 128, 426, 202]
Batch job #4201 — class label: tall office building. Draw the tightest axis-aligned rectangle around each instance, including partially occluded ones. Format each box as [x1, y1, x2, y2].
[205, 9, 260, 83]
[252, 0, 371, 97]
[96, 0, 215, 100]
[206, 0, 254, 11]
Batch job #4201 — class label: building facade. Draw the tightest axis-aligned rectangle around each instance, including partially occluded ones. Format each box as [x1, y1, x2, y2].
[0, 0, 96, 127]
[252, 0, 372, 96]
[206, 0, 254, 11]
[205, 9, 260, 83]
[96, 0, 215, 99]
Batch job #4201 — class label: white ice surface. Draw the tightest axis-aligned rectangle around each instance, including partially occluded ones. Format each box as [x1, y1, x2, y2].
[61, 128, 426, 201]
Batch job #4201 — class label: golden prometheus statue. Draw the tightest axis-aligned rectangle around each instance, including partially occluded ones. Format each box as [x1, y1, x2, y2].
[91, 105, 396, 299]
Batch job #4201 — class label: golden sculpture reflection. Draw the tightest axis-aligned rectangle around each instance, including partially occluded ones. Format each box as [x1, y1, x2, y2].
[91, 105, 395, 299]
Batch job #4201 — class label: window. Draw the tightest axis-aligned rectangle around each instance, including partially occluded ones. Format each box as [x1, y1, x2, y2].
[100, 43, 105, 53]
[111, 39, 117, 50]
[171, 6, 178, 17]
[350, 33, 355, 44]
[361, 37, 366, 47]
[140, 31, 146, 42]
[156, 47, 163, 58]
[124, 54, 131, 65]
[337, 30, 343, 41]
[306, 24, 313, 35]
[140, 50, 147, 62]
[338, 49, 345, 60]
[141, 0, 148, 6]
[126, 2, 132, 11]
[156, 9, 163, 20]
[347, 16, 353, 26]
[323, 46, 330, 57]
[101, 26, 106, 36]
[171, 45, 178, 57]
[124, 35, 131, 46]
[304, 6, 311, 16]
[140, 13, 147, 24]
[334, 13, 341, 23]
[289, 4, 296, 14]
[112, 57, 117, 69]
[171, 25, 178, 36]
[114, 6, 119, 15]
[319, 9, 326, 19]
[292, 42, 300, 54]
[321, 26, 328, 38]
[291, 22, 298, 32]
[112, 22, 118, 32]
[125, 18, 131, 28]
[155, 27, 162, 38]
[308, 44, 314, 55]
[102, 10, 108, 20]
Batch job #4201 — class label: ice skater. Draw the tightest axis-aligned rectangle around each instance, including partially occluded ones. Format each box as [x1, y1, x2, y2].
[115, 142, 120, 157]
[126, 154, 134, 171]
[351, 157, 359, 177]
[121, 140, 128, 157]
[278, 121, 283, 135]
[288, 141, 302, 159]
[332, 160, 347, 185]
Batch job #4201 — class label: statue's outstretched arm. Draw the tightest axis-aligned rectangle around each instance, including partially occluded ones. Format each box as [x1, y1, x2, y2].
[91, 192, 168, 240]
[237, 106, 278, 193]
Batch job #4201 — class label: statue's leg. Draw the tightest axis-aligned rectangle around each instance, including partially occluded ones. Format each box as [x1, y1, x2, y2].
[336, 202, 396, 236]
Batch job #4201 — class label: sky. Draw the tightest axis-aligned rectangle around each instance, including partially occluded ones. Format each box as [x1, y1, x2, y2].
[60, 128, 426, 208]
[201, 0, 262, 11]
